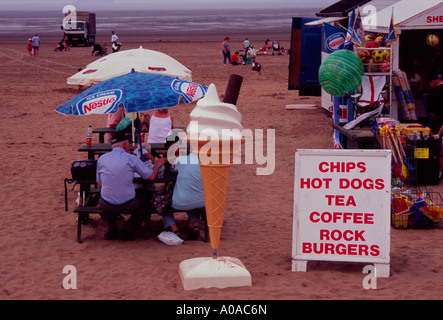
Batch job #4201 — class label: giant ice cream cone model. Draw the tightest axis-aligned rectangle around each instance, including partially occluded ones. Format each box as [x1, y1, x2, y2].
[187, 83, 244, 258]
[180, 76, 251, 291]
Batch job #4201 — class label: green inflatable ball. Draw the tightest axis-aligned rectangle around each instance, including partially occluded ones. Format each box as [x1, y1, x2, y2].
[319, 50, 364, 97]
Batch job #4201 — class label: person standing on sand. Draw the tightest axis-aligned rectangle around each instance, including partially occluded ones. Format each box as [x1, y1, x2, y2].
[222, 37, 231, 65]
[31, 33, 40, 58]
[27, 39, 32, 56]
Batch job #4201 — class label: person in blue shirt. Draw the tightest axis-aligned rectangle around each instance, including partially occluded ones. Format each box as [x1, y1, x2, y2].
[162, 142, 205, 241]
[222, 37, 231, 65]
[97, 132, 166, 240]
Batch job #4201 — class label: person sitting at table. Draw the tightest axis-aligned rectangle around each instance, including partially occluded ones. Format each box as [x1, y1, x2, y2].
[160, 142, 205, 241]
[97, 132, 167, 240]
[147, 108, 173, 144]
[105, 106, 126, 143]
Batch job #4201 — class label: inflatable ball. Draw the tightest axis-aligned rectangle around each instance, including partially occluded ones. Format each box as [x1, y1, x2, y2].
[319, 50, 364, 97]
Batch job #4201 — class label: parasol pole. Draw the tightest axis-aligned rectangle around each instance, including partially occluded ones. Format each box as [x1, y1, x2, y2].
[137, 113, 144, 160]
[131, 113, 136, 147]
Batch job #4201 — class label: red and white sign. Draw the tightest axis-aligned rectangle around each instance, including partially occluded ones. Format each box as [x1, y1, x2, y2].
[402, 5, 443, 28]
[292, 149, 391, 277]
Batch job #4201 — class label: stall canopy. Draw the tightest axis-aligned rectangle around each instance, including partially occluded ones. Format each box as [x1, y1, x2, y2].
[363, 0, 443, 32]
[316, 0, 371, 17]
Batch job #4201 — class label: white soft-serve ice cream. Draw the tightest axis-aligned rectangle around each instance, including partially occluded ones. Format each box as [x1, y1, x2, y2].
[187, 83, 243, 142]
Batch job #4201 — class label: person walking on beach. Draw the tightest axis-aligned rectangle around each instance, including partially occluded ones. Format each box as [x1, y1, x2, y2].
[222, 37, 231, 65]
[31, 33, 40, 58]
[111, 31, 118, 43]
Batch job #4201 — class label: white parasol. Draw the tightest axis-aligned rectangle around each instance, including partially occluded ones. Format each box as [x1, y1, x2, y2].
[67, 46, 192, 86]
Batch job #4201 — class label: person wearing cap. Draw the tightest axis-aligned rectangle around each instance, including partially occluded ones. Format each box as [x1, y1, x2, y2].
[97, 132, 167, 240]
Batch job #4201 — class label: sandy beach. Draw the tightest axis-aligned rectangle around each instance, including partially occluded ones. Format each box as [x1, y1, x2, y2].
[1, 39, 443, 302]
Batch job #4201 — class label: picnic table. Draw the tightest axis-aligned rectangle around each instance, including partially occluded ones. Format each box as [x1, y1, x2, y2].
[92, 127, 116, 143]
[71, 166, 209, 243]
[78, 142, 168, 159]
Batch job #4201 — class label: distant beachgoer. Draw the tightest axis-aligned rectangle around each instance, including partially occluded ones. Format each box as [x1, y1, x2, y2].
[252, 57, 262, 75]
[243, 38, 250, 51]
[27, 39, 32, 56]
[111, 31, 121, 52]
[63, 33, 70, 51]
[92, 43, 106, 56]
[31, 33, 40, 58]
[222, 37, 231, 65]
[231, 51, 240, 65]
[111, 31, 118, 43]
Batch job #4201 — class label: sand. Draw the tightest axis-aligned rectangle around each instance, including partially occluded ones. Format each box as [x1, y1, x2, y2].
[1, 39, 443, 301]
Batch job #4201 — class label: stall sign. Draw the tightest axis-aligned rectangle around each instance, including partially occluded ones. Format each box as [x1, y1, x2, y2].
[292, 149, 391, 277]
[402, 6, 443, 28]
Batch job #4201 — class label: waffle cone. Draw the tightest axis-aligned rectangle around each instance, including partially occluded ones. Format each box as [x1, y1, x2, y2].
[187, 139, 240, 250]
[200, 163, 231, 250]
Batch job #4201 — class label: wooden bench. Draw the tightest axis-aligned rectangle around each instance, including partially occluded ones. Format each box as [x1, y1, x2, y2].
[73, 205, 105, 243]
[73, 205, 209, 244]
[70, 170, 209, 243]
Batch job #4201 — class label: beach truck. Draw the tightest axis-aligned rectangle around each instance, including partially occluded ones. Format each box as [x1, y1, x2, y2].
[61, 11, 96, 46]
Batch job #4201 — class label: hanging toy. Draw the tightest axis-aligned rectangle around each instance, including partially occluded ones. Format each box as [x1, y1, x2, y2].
[426, 34, 439, 47]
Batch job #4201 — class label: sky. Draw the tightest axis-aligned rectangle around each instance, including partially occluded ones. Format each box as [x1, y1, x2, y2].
[0, 0, 339, 11]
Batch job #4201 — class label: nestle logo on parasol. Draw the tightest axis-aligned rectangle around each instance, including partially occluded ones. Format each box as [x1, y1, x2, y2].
[83, 96, 116, 114]
[78, 90, 122, 115]
[186, 84, 198, 100]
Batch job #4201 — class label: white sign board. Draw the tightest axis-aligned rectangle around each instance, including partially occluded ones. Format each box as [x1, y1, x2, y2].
[292, 149, 391, 277]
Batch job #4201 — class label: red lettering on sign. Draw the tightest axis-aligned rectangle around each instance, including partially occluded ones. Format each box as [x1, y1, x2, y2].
[300, 178, 332, 188]
[325, 194, 356, 206]
[318, 161, 366, 173]
[319, 229, 366, 241]
[427, 16, 443, 23]
[309, 211, 374, 224]
[302, 242, 380, 256]
[339, 178, 384, 190]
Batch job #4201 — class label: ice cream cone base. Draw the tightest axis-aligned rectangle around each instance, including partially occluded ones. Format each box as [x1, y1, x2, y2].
[179, 257, 252, 291]
[199, 162, 231, 251]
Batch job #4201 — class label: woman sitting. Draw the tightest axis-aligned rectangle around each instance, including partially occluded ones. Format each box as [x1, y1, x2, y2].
[147, 108, 173, 144]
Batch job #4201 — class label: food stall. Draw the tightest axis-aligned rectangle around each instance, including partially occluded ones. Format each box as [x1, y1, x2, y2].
[309, 0, 443, 228]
